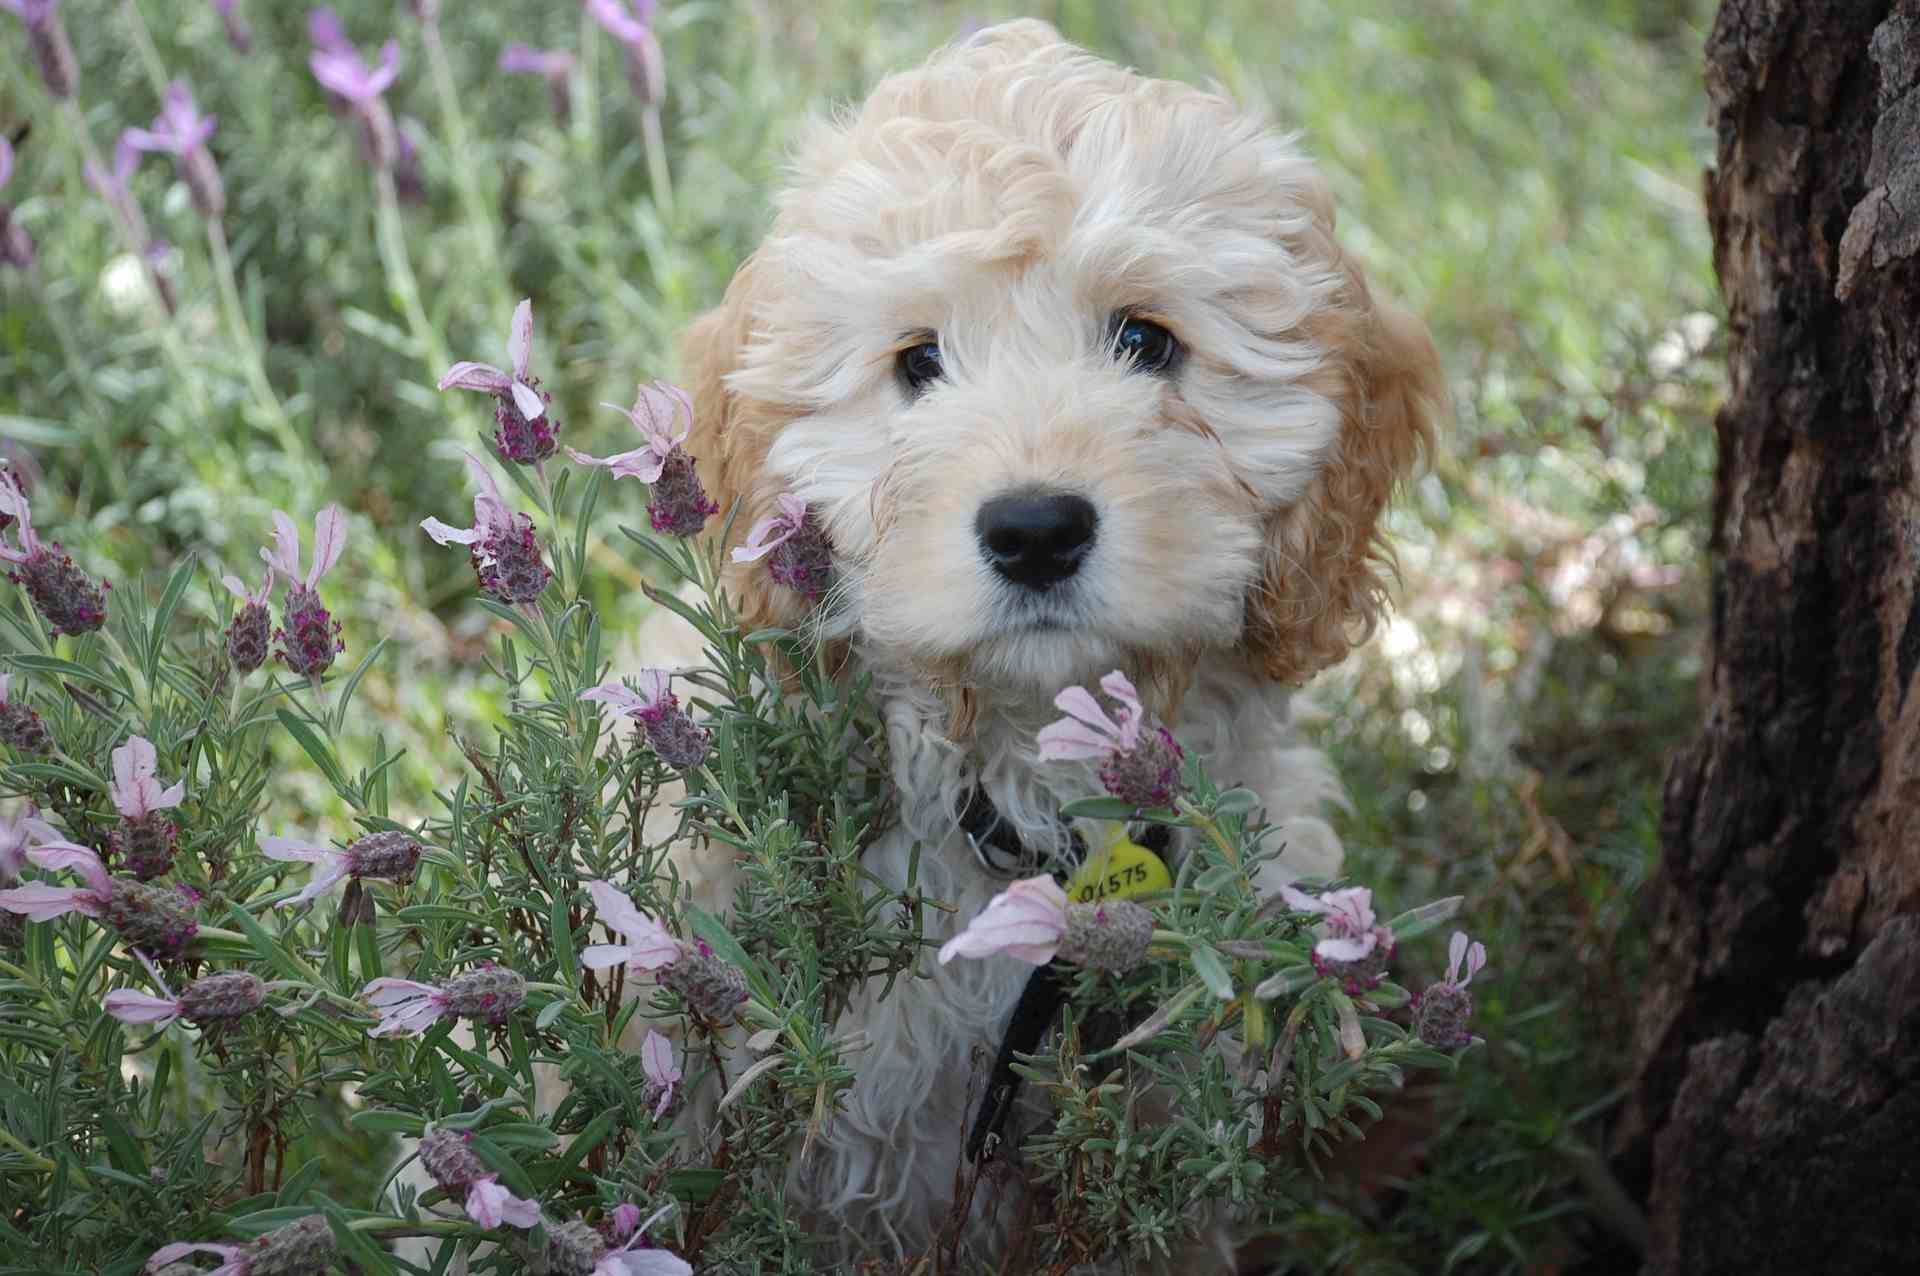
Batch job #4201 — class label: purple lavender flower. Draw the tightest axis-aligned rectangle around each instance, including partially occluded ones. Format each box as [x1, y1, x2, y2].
[1281, 885, 1397, 995]
[146, 1215, 334, 1276]
[0, 843, 199, 959]
[210, 0, 252, 54]
[260, 505, 347, 679]
[362, 966, 527, 1037]
[2, 1, 78, 99]
[1036, 671, 1185, 808]
[307, 8, 402, 169]
[106, 735, 186, 881]
[415, 1127, 542, 1229]
[421, 452, 554, 606]
[566, 382, 716, 537]
[123, 81, 224, 218]
[105, 966, 265, 1028]
[260, 828, 421, 906]
[579, 671, 710, 771]
[731, 494, 833, 602]
[547, 1203, 691, 1276]
[0, 673, 50, 755]
[0, 469, 109, 636]
[221, 568, 272, 674]
[0, 137, 32, 272]
[500, 43, 575, 122]
[1411, 930, 1488, 1049]
[587, 0, 666, 106]
[439, 300, 559, 466]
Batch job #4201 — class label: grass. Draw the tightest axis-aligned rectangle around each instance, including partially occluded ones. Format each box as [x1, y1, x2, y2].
[0, 0, 1721, 1270]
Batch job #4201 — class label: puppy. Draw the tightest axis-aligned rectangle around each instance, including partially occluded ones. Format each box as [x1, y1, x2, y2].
[657, 18, 1443, 1270]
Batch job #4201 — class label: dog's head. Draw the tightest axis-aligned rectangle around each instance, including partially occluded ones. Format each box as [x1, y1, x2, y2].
[684, 20, 1443, 708]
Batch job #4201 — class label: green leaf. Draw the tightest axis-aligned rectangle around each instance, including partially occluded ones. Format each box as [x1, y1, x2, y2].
[666, 1168, 727, 1202]
[550, 894, 576, 991]
[535, 999, 567, 1031]
[478, 1123, 560, 1151]
[684, 905, 761, 993]
[1188, 942, 1236, 1000]
[275, 709, 348, 792]
[1211, 787, 1260, 817]
[146, 555, 198, 674]
[550, 1109, 617, 1184]
[1384, 895, 1465, 942]
[348, 1110, 428, 1136]
[225, 904, 320, 985]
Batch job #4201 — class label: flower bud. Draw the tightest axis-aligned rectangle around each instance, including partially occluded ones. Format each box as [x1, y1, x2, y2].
[491, 386, 559, 466]
[346, 830, 422, 883]
[1099, 725, 1184, 809]
[112, 813, 180, 881]
[1410, 982, 1474, 1050]
[274, 585, 343, 678]
[417, 1127, 488, 1191]
[545, 1218, 604, 1276]
[9, 543, 109, 636]
[181, 146, 225, 219]
[766, 513, 833, 602]
[1058, 900, 1154, 973]
[475, 515, 552, 605]
[100, 879, 198, 959]
[247, 1214, 335, 1276]
[0, 698, 51, 754]
[225, 600, 270, 673]
[660, 947, 748, 1019]
[637, 696, 711, 771]
[0, 207, 33, 272]
[646, 450, 719, 538]
[178, 970, 265, 1023]
[23, 12, 78, 100]
[440, 966, 526, 1024]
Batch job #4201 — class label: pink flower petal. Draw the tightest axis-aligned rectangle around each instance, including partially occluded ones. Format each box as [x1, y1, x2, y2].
[583, 881, 681, 971]
[27, 842, 111, 895]
[579, 943, 639, 971]
[464, 1176, 540, 1229]
[937, 876, 1068, 966]
[579, 683, 652, 716]
[510, 379, 547, 423]
[104, 989, 183, 1025]
[564, 445, 667, 484]
[610, 1203, 644, 1243]
[506, 300, 534, 380]
[146, 1241, 245, 1269]
[641, 1029, 681, 1114]
[1035, 717, 1116, 762]
[0, 882, 101, 921]
[309, 504, 347, 586]
[438, 360, 514, 395]
[362, 977, 440, 1006]
[420, 516, 482, 547]
[1314, 934, 1377, 963]
[264, 509, 303, 580]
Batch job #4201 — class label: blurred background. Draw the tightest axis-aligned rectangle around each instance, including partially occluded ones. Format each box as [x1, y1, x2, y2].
[1, 1, 1719, 1269]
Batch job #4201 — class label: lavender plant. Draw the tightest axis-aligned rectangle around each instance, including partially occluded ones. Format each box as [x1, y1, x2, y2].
[0, 319, 1484, 1273]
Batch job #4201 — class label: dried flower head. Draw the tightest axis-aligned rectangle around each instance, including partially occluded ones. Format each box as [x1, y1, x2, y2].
[123, 80, 224, 217]
[579, 672, 711, 770]
[261, 505, 347, 679]
[1281, 884, 1396, 995]
[0, 673, 51, 754]
[421, 452, 553, 605]
[1038, 670, 1185, 808]
[1411, 930, 1488, 1050]
[732, 493, 832, 601]
[416, 1127, 542, 1229]
[439, 300, 559, 465]
[0, 469, 109, 636]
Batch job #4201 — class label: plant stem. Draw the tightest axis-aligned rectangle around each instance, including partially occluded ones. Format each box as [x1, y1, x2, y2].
[639, 103, 674, 213]
[0, 1127, 57, 1174]
[119, 0, 170, 100]
[420, 18, 515, 319]
[206, 216, 316, 483]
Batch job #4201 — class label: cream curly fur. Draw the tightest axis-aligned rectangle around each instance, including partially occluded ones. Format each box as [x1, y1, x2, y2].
[611, 19, 1438, 1272]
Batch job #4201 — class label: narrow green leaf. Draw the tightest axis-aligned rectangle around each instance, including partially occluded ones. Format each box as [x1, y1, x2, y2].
[1188, 942, 1236, 1000]
[276, 709, 348, 792]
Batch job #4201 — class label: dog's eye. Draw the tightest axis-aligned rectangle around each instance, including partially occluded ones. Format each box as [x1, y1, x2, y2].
[897, 340, 944, 397]
[1109, 315, 1182, 376]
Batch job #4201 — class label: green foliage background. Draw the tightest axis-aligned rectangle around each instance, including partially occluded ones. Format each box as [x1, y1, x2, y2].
[1, 0, 1720, 1270]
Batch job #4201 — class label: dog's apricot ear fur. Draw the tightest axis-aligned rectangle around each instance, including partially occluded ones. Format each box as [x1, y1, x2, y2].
[680, 254, 804, 632]
[1242, 246, 1445, 685]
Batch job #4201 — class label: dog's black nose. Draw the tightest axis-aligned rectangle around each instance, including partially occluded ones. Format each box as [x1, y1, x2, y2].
[975, 490, 1098, 590]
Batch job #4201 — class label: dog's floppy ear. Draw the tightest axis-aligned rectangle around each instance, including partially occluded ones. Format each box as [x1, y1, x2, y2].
[1242, 244, 1445, 685]
[680, 253, 805, 632]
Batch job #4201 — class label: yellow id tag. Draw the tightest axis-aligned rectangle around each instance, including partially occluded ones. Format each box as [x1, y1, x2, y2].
[1064, 826, 1172, 903]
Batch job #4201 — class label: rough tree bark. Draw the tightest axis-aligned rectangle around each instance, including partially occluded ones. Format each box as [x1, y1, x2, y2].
[1616, 1, 1920, 1271]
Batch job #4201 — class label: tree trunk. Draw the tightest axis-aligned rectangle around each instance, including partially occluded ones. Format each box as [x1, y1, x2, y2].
[1617, 2, 1920, 1270]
